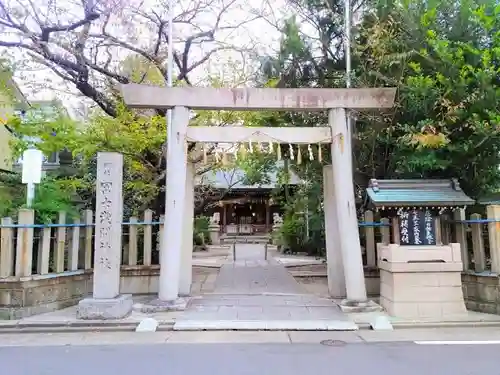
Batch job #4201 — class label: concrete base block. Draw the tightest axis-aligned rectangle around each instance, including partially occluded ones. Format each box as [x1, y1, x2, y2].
[369, 316, 393, 331]
[135, 318, 159, 332]
[134, 298, 188, 313]
[339, 299, 383, 313]
[209, 225, 221, 245]
[378, 243, 467, 319]
[76, 294, 133, 320]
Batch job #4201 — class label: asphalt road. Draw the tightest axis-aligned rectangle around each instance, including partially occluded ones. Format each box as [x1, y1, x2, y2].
[1, 341, 498, 375]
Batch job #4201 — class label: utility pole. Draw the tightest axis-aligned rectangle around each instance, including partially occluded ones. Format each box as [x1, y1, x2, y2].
[345, 0, 352, 89]
[344, 0, 356, 180]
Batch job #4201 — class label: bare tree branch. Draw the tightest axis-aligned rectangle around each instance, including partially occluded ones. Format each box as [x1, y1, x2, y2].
[0, 0, 274, 214]
[0, 0, 263, 117]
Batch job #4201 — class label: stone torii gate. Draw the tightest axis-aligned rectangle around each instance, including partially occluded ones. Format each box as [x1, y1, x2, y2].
[121, 85, 396, 311]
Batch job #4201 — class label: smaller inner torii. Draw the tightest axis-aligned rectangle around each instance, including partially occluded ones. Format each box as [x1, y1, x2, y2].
[121, 85, 396, 311]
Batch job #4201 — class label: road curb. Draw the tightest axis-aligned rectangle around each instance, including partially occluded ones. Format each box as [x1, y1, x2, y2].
[1, 320, 500, 334]
[388, 321, 500, 329]
[0, 321, 175, 334]
[357, 321, 500, 330]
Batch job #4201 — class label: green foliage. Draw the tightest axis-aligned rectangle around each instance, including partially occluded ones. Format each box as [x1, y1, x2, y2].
[279, 207, 325, 256]
[0, 58, 16, 104]
[119, 54, 165, 86]
[7, 105, 75, 159]
[356, 0, 500, 196]
[7, 64, 279, 215]
[7, 102, 167, 213]
[236, 150, 277, 186]
[0, 172, 77, 223]
[193, 215, 211, 246]
[261, 0, 500, 199]
[255, 0, 500, 256]
[277, 166, 325, 256]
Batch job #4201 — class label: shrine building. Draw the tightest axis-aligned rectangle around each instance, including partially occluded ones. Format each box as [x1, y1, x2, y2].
[199, 161, 301, 239]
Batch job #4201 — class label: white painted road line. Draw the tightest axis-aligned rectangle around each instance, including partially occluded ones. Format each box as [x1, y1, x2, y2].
[415, 340, 500, 345]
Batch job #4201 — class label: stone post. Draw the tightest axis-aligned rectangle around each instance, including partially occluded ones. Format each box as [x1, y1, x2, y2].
[222, 203, 227, 230]
[271, 214, 283, 246]
[470, 213, 486, 272]
[391, 217, 400, 244]
[486, 205, 500, 274]
[209, 223, 221, 245]
[454, 208, 468, 271]
[0, 217, 14, 277]
[380, 218, 390, 245]
[179, 162, 194, 296]
[329, 108, 368, 306]
[76, 152, 132, 319]
[322, 165, 346, 298]
[363, 210, 377, 268]
[265, 200, 270, 231]
[15, 209, 35, 277]
[272, 223, 282, 234]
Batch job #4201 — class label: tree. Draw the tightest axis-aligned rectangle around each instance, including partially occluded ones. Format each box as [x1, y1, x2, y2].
[355, 0, 500, 196]
[253, 0, 500, 255]
[1, 64, 78, 221]
[0, 171, 78, 222]
[0, 0, 278, 216]
[0, 58, 16, 103]
[0, 0, 261, 117]
[260, 0, 500, 197]
[6, 59, 276, 216]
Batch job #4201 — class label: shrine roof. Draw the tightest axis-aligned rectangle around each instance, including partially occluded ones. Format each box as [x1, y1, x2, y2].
[197, 161, 302, 189]
[477, 192, 500, 205]
[365, 179, 475, 207]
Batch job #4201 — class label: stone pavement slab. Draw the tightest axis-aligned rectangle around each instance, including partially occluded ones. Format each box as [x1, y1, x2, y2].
[173, 319, 357, 330]
[214, 244, 325, 296]
[174, 244, 357, 331]
[213, 262, 304, 294]
[10, 295, 182, 329]
[178, 294, 350, 321]
[349, 309, 500, 328]
[275, 257, 324, 266]
[229, 243, 267, 261]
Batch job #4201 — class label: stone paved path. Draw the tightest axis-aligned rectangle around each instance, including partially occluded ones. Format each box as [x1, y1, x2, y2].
[174, 244, 357, 330]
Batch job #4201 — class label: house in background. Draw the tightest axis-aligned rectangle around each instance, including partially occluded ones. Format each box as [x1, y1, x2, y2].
[12, 99, 74, 174]
[0, 74, 29, 172]
[0, 64, 72, 174]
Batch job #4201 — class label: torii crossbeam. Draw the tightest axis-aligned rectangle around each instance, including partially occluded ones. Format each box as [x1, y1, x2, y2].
[121, 84, 396, 311]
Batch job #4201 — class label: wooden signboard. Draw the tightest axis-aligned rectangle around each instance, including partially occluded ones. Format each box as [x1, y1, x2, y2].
[399, 208, 436, 246]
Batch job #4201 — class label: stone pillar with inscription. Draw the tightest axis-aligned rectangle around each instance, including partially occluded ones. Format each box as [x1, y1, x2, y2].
[76, 152, 133, 320]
